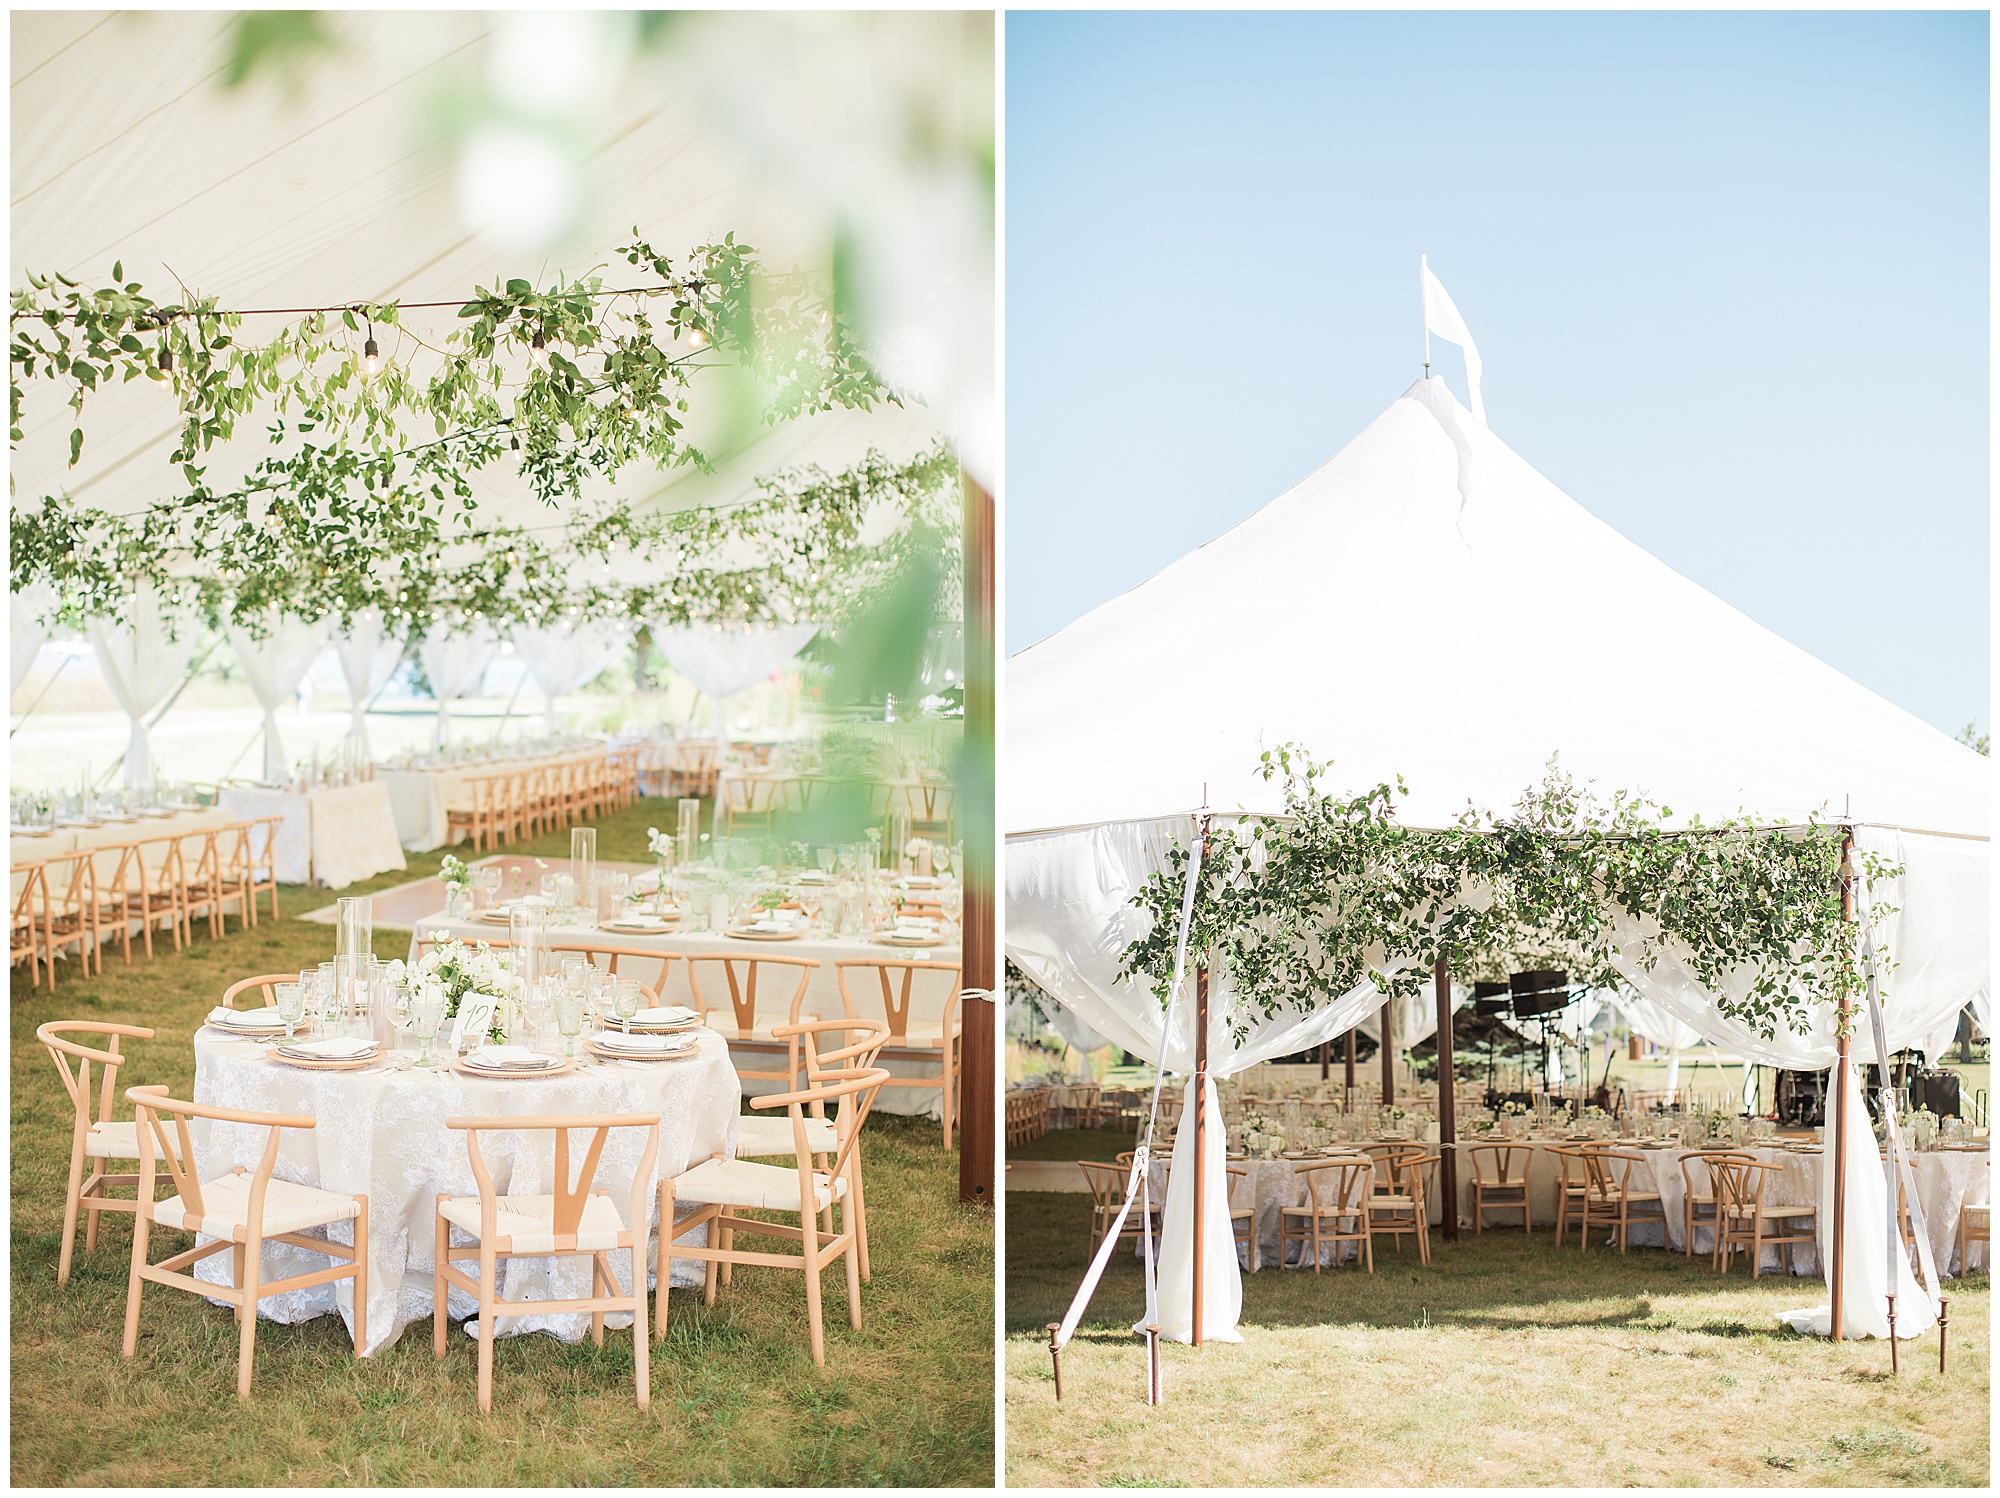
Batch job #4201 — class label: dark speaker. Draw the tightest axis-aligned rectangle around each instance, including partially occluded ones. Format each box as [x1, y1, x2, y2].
[1775, 1068, 1827, 1128]
[1911, 1069, 1961, 1118]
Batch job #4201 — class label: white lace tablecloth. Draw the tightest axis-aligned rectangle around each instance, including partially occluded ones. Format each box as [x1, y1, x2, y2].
[190, 1025, 740, 1355]
[218, 781, 405, 888]
[409, 910, 962, 1119]
[11, 808, 230, 898]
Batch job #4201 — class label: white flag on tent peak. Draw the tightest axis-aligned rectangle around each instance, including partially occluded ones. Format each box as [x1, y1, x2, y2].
[1420, 257, 1487, 432]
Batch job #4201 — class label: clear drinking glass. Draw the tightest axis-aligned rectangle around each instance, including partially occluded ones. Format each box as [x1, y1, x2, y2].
[412, 991, 443, 1067]
[555, 987, 585, 1058]
[612, 978, 642, 1031]
[817, 846, 836, 876]
[274, 982, 305, 1044]
[473, 865, 502, 911]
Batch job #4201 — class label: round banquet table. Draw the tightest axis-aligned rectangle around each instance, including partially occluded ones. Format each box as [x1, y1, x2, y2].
[410, 907, 962, 1119]
[190, 1024, 741, 1355]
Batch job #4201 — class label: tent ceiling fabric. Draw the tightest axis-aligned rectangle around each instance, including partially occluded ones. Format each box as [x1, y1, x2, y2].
[9, 10, 948, 536]
[1008, 380, 1986, 840]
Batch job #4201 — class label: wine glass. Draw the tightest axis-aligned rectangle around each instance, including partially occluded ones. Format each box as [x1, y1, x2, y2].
[411, 989, 443, 1068]
[554, 986, 585, 1059]
[523, 981, 554, 1053]
[816, 846, 836, 877]
[612, 978, 641, 1032]
[274, 982, 305, 1045]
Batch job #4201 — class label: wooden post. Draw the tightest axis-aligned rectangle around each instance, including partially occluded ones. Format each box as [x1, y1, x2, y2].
[957, 473, 996, 1208]
[1832, 829, 1853, 1339]
[1379, 1000, 1395, 1106]
[1192, 957, 1209, 1346]
[1319, 1040, 1330, 1081]
[1345, 1030, 1356, 1093]
[1435, 957, 1458, 1242]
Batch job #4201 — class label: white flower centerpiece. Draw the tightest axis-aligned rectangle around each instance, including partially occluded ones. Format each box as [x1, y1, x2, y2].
[410, 933, 518, 1048]
[645, 825, 675, 912]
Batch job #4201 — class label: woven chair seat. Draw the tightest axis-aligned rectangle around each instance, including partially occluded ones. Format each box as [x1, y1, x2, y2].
[85, 1120, 183, 1159]
[734, 1114, 839, 1156]
[438, 1192, 627, 1253]
[155, 1172, 359, 1240]
[673, 1156, 849, 1213]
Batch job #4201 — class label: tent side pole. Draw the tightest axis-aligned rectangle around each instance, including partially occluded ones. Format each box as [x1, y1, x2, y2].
[1345, 1030, 1356, 1095]
[1320, 1040, 1330, 1081]
[957, 473, 996, 1208]
[1832, 829, 1854, 1341]
[1380, 1000, 1395, 1106]
[1192, 959, 1209, 1347]
[1436, 957, 1459, 1242]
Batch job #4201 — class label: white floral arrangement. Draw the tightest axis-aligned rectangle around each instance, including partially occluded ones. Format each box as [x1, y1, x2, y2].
[410, 933, 516, 1043]
[1499, 1100, 1529, 1117]
[646, 826, 675, 860]
[905, 837, 928, 860]
[439, 853, 470, 892]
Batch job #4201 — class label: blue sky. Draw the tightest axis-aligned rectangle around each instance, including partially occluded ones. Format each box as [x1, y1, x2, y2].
[1006, 10, 1989, 738]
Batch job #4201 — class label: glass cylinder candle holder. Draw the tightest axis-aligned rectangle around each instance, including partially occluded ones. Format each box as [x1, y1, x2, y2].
[570, 827, 597, 912]
[677, 798, 701, 865]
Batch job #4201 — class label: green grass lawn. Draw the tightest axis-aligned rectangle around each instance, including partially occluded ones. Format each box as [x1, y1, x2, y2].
[11, 797, 994, 1486]
[1005, 1189, 1988, 1487]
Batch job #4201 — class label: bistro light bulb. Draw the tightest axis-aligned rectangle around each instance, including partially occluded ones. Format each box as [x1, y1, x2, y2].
[688, 328, 708, 349]
[362, 337, 382, 378]
[529, 334, 548, 368]
[149, 344, 174, 390]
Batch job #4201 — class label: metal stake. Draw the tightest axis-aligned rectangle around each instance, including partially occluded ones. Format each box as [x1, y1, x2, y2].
[1047, 1323, 1063, 1401]
[1937, 1297, 1949, 1376]
[1887, 1295, 1898, 1374]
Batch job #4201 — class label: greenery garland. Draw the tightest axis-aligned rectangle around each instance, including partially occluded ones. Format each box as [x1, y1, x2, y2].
[1121, 745, 1900, 1044]
[10, 234, 932, 636]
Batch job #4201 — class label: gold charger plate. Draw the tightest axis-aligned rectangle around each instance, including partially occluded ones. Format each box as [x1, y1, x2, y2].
[874, 932, 942, 948]
[726, 926, 805, 941]
[602, 917, 678, 934]
[451, 1055, 576, 1080]
[586, 1039, 702, 1064]
[473, 908, 515, 924]
[269, 1048, 382, 1071]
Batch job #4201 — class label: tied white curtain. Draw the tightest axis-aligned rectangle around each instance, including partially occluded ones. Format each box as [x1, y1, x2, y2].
[1007, 815, 1407, 1342]
[11, 581, 55, 693]
[335, 609, 405, 762]
[653, 621, 819, 738]
[228, 611, 329, 782]
[418, 625, 502, 748]
[88, 584, 195, 789]
[514, 619, 628, 732]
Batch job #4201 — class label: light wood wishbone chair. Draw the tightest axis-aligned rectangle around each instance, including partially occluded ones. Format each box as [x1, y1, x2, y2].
[40, 1020, 172, 1284]
[123, 1086, 368, 1400]
[434, 1111, 660, 1414]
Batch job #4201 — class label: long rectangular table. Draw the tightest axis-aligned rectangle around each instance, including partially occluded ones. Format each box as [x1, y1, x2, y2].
[407, 908, 962, 1119]
[219, 781, 406, 888]
[378, 748, 600, 851]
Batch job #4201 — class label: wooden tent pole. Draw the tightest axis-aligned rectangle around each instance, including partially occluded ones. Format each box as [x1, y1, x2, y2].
[957, 472, 996, 1207]
[1192, 957, 1210, 1346]
[1320, 1040, 1330, 1080]
[1380, 1000, 1395, 1106]
[1345, 1030, 1356, 1093]
[1832, 829, 1854, 1340]
[1435, 957, 1459, 1242]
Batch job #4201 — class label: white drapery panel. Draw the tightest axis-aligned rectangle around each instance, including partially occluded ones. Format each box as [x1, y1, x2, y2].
[1607, 829, 1987, 1071]
[652, 622, 819, 730]
[1352, 982, 1469, 1050]
[418, 626, 502, 748]
[228, 612, 329, 782]
[335, 610, 406, 762]
[514, 619, 629, 731]
[11, 581, 55, 693]
[87, 585, 195, 788]
[1604, 988, 1707, 1052]
[1006, 816, 1407, 1342]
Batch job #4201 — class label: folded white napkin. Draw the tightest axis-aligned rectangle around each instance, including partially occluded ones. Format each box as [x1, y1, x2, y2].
[607, 913, 670, 928]
[210, 1006, 285, 1029]
[279, 1037, 376, 1058]
[466, 1045, 560, 1069]
[598, 1031, 695, 1054]
[747, 915, 797, 933]
[626, 1005, 697, 1027]
[892, 920, 938, 935]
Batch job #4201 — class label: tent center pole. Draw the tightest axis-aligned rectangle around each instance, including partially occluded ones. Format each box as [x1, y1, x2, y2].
[1832, 829, 1854, 1341]
[1345, 1030, 1356, 1097]
[1192, 956, 1209, 1347]
[1435, 957, 1459, 1242]
[1380, 1000, 1395, 1107]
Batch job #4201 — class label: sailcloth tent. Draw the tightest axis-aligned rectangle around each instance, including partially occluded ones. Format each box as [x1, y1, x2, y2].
[1008, 377, 1988, 1343]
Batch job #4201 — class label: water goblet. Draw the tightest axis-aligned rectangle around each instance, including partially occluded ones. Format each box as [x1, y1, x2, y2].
[817, 846, 836, 876]
[554, 987, 585, 1059]
[412, 991, 443, 1068]
[612, 978, 642, 1032]
[274, 982, 305, 1045]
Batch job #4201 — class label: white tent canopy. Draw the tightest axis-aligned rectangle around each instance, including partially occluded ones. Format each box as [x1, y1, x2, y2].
[1008, 378, 1987, 1344]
